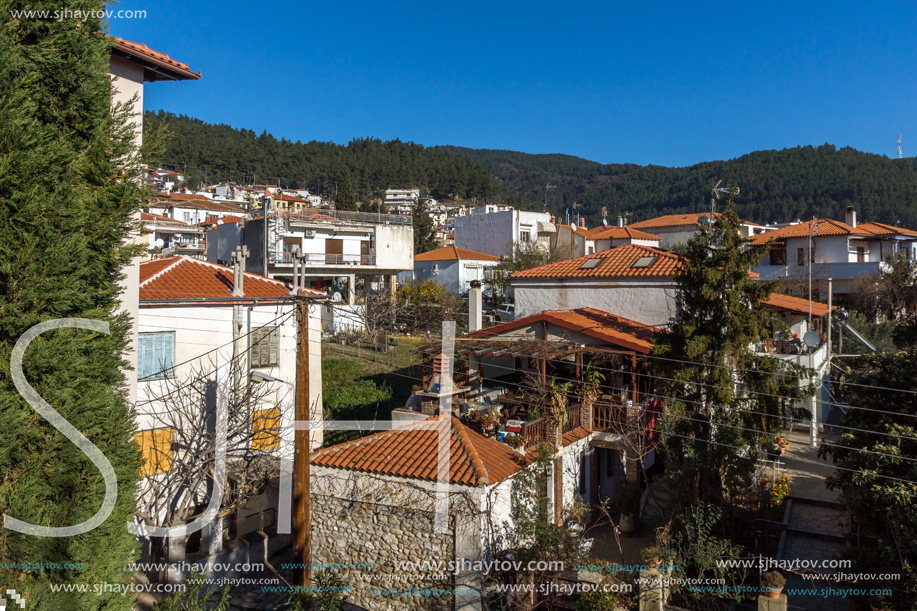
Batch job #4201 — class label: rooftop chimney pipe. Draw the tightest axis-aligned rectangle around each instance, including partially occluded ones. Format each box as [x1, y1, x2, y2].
[845, 206, 857, 227]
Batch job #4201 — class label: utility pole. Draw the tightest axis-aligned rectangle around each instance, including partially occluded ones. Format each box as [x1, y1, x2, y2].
[262, 190, 272, 277]
[293, 289, 312, 588]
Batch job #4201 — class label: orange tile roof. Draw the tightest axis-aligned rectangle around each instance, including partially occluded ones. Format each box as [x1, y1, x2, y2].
[415, 246, 501, 262]
[199, 215, 244, 229]
[139, 256, 322, 301]
[312, 416, 528, 486]
[588, 226, 664, 242]
[856, 222, 917, 237]
[140, 213, 203, 233]
[562, 427, 592, 447]
[748, 219, 868, 245]
[154, 197, 247, 214]
[761, 293, 834, 317]
[511, 245, 680, 280]
[110, 37, 200, 81]
[629, 212, 724, 229]
[469, 307, 656, 354]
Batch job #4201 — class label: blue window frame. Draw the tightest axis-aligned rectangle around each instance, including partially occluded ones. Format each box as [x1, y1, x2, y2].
[138, 332, 175, 380]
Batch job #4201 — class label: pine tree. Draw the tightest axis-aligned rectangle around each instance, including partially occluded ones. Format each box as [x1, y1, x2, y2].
[335, 167, 358, 211]
[412, 198, 436, 254]
[0, 6, 143, 609]
[653, 194, 811, 503]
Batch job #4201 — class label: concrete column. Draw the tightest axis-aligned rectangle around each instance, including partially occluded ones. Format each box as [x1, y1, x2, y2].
[346, 274, 356, 305]
[202, 514, 224, 556]
[469, 280, 483, 332]
[638, 570, 668, 611]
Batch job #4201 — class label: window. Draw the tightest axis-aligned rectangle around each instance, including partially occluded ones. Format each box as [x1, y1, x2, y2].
[856, 247, 865, 263]
[138, 332, 174, 379]
[579, 258, 603, 270]
[183, 211, 191, 223]
[519, 231, 530, 243]
[797, 248, 805, 266]
[770, 249, 787, 266]
[134, 428, 173, 476]
[632, 256, 657, 269]
[252, 407, 280, 450]
[250, 327, 279, 368]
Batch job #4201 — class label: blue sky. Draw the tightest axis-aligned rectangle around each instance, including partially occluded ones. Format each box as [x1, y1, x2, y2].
[111, 0, 917, 167]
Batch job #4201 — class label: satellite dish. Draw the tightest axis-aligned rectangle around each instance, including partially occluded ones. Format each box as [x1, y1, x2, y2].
[154, 238, 165, 249]
[803, 330, 821, 348]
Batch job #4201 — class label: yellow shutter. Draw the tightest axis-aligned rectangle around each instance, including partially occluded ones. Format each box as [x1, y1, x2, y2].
[252, 407, 280, 450]
[134, 428, 173, 476]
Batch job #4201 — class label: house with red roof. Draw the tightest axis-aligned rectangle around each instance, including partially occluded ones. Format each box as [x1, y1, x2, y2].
[135, 256, 325, 548]
[628, 211, 771, 249]
[408, 246, 502, 294]
[309, 415, 528, 609]
[751, 207, 917, 295]
[140, 212, 206, 258]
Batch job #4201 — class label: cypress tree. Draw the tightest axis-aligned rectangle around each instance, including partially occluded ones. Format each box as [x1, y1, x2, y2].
[335, 167, 358, 211]
[0, 5, 143, 609]
[412, 198, 437, 254]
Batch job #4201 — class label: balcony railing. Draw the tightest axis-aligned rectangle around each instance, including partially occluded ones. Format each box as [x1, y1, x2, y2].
[522, 418, 548, 448]
[279, 252, 377, 266]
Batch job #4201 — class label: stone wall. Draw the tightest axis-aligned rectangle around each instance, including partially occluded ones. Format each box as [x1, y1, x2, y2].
[312, 494, 455, 611]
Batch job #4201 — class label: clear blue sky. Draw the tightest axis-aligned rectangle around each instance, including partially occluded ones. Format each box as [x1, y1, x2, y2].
[111, 0, 917, 167]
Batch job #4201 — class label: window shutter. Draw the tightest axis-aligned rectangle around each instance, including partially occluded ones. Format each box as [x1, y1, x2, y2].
[139, 334, 153, 379]
[268, 329, 278, 366]
[162, 333, 174, 377]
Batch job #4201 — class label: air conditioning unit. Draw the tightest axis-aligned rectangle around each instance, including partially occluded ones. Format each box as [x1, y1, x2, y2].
[304, 229, 316, 238]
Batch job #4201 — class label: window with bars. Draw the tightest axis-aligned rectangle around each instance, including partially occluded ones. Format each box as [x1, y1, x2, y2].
[138, 332, 175, 379]
[250, 327, 279, 368]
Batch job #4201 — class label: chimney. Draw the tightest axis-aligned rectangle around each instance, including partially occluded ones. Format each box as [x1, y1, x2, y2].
[846, 206, 857, 227]
[231, 246, 245, 297]
[617, 216, 624, 228]
[469, 280, 483, 332]
[578, 218, 586, 228]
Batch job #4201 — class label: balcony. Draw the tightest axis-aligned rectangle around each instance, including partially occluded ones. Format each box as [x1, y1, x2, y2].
[279, 252, 377, 267]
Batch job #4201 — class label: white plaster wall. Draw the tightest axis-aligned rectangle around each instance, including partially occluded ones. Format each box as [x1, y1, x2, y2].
[455, 210, 515, 258]
[643, 226, 699, 249]
[558, 436, 592, 509]
[512, 280, 679, 327]
[375, 224, 414, 270]
[137, 303, 322, 450]
[415, 259, 461, 293]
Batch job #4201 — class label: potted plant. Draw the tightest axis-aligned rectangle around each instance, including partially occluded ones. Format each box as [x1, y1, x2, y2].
[776, 436, 789, 455]
[762, 570, 785, 599]
[641, 545, 666, 571]
[505, 435, 525, 450]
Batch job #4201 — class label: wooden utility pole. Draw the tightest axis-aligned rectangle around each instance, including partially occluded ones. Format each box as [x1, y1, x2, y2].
[293, 290, 312, 587]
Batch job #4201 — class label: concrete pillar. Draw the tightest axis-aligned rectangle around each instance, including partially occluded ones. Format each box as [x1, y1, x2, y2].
[469, 280, 483, 332]
[346, 274, 356, 305]
[202, 514, 224, 556]
[758, 594, 787, 611]
[638, 570, 669, 611]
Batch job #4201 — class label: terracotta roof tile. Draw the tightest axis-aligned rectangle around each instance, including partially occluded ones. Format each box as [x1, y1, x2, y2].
[856, 222, 917, 237]
[110, 37, 200, 81]
[139, 256, 323, 301]
[629, 212, 724, 229]
[761, 293, 834, 317]
[588, 226, 663, 242]
[510, 245, 680, 280]
[415, 246, 501, 262]
[312, 416, 528, 486]
[748, 219, 868, 245]
[199, 215, 244, 229]
[469, 307, 656, 354]
[562, 427, 592, 447]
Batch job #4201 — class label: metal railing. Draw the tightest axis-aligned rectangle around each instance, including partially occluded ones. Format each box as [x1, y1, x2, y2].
[279, 252, 377, 266]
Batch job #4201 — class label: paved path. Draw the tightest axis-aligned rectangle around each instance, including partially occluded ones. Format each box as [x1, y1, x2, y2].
[777, 430, 849, 611]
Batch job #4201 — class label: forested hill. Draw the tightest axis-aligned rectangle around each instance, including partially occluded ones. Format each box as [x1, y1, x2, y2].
[143, 111, 501, 202]
[439, 145, 917, 227]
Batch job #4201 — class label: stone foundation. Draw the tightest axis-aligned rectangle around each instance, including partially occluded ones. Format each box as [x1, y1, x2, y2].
[312, 494, 455, 610]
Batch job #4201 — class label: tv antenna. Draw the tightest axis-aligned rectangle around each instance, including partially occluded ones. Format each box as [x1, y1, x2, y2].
[709, 180, 737, 217]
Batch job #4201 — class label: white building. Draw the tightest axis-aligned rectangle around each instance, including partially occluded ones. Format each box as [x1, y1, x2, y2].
[454, 208, 554, 258]
[147, 193, 247, 225]
[751, 208, 917, 295]
[628, 212, 771, 249]
[409, 246, 502, 294]
[141, 213, 206, 258]
[384, 188, 420, 207]
[109, 37, 200, 404]
[136, 256, 324, 538]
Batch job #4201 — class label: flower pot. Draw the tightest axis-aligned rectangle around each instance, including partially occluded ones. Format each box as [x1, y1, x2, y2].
[764, 585, 783, 599]
[618, 513, 636, 535]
